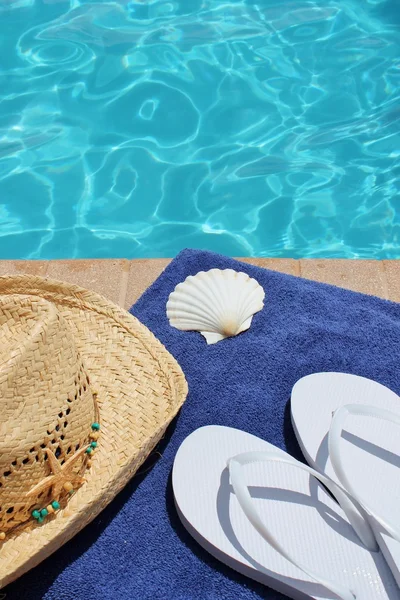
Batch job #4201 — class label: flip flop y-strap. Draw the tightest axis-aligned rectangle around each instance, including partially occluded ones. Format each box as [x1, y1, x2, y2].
[329, 403, 400, 542]
[228, 451, 377, 600]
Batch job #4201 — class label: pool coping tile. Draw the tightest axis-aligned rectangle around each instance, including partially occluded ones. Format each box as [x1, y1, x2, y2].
[125, 259, 171, 309]
[299, 259, 388, 299]
[0, 260, 49, 277]
[383, 261, 400, 303]
[0, 259, 397, 307]
[46, 259, 129, 306]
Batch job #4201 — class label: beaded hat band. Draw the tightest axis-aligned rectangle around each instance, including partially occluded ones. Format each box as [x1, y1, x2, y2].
[0, 275, 187, 588]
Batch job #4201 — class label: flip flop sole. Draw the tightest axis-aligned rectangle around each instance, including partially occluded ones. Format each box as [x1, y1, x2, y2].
[173, 425, 398, 600]
[291, 372, 400, 587]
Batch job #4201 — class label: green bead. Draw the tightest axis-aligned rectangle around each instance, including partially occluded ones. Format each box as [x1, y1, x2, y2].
[51, 501, 60, 510]
[37, 516, 44, 524]
[90, 441, 97, 448]
[32, 510, 40, 520]
[86, 446, 92, 454]
[40, 508, 48, 518]
[91, 422, 100, 431]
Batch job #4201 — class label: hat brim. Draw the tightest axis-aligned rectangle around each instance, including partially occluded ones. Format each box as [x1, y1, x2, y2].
[0, 275, 188, 588]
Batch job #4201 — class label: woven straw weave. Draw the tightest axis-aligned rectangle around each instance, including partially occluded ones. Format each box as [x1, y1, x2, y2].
[0, 275, 188, 588]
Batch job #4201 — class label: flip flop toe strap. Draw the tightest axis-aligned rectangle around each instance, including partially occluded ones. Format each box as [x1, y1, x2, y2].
[329, 403, 400, 542]
[228, 451, 374, 600]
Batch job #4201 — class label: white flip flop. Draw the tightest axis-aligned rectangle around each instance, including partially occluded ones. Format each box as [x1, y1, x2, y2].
[172, 425, 399, 600]
[291, 372, 400, 587]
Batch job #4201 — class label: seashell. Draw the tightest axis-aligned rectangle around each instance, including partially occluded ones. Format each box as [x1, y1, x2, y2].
[166, 269, 265, 344]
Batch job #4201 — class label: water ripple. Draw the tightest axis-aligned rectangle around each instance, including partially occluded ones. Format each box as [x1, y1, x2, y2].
[0, 0, 399, 258]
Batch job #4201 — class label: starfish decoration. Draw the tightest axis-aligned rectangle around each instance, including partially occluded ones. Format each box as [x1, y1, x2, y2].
[25, 446, 88, 501]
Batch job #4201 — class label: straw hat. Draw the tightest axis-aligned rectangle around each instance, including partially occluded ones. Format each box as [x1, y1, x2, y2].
[0, 274, 187, 588]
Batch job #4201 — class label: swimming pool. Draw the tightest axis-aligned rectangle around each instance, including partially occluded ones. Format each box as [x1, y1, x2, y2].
[0, 0, 399, 259]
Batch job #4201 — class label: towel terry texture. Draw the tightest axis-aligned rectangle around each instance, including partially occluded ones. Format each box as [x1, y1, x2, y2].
[5, 249, 400, 600]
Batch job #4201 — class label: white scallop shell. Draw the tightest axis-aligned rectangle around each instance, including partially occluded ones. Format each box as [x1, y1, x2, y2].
[166, 269, 265, 344]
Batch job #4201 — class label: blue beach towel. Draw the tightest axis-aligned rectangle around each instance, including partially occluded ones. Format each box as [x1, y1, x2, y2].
[5, 249, 400, 600]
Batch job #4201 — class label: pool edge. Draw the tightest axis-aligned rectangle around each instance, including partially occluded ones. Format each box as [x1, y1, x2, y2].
[0, 258, 397, 308]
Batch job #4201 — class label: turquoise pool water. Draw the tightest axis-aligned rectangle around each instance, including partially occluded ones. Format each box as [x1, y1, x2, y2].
[0, 0, 399, 259]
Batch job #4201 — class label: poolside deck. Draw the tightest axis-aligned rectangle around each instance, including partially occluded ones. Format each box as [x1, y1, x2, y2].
[0, 259, 398, 307]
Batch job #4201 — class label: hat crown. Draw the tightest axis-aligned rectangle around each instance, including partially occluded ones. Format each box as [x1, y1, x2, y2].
[0, 295, 96, 534]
